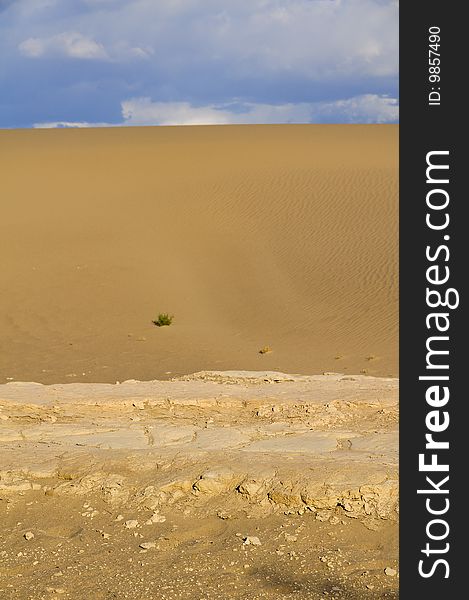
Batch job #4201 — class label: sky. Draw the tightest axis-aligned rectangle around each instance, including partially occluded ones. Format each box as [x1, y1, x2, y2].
[0, 0, 399, 128]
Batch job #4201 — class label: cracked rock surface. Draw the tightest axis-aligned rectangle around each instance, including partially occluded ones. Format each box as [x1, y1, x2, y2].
[1, 371, 398, 599]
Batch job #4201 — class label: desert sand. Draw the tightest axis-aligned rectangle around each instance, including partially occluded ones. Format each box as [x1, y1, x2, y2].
[0, 125, 398, 598]
[0, 125, 398, 384]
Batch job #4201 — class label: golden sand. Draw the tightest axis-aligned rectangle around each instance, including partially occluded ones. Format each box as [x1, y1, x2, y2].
[0, 125, 398, 383]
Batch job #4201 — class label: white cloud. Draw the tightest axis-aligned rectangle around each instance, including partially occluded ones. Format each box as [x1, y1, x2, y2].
[33, 120, 111, 128]
[19, 32, 107, 59]
[121, 96, 398, 126]
[319, 94, 399, 124]
[15, 1, 397, 78]
[18, 37, 44, 57]
[121, 99, 232, 126]
[128, 46, 153, 59]
[18, 33, 154, 62]
[34, 95, 398, 128]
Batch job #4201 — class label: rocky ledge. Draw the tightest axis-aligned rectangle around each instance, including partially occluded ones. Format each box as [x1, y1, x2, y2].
[0, 372, 398, 525]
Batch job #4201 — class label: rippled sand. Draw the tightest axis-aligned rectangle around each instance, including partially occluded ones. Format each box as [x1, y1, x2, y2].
[0, 125, 398, 383]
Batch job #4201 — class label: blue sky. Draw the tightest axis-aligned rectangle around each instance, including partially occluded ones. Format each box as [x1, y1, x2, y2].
[0, 0, 398, 128]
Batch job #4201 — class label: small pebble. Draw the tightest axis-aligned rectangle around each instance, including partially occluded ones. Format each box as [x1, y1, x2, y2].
[145, 512, 166, 525]
[243, 536, 261, 546]
[124, 520, 139, 529]
[139, 541, 156, 550]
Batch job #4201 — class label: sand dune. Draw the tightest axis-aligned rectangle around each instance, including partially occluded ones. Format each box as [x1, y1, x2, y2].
[0, 125, 397, 383]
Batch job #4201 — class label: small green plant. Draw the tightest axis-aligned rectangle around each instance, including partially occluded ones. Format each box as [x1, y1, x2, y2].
[152, 313, 174, 327]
